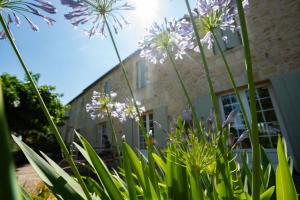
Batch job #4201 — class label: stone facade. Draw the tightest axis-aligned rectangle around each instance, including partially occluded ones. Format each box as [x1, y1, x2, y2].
[60, 0, 300, 170]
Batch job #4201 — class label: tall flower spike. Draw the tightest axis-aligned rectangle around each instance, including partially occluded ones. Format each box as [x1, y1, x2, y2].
[61, 0, 134, 38]
[0, 0, 56, 39]
[177, 0, 248, 50]
[139, 19, 193, 64]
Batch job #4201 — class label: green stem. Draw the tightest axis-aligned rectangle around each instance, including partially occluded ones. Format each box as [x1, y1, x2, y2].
[0, 14, 92, 200]
[235, 1, 260, 199]
[103, 16, 147, 139]
[165, 48, 205, 141]
[106, 107, 119, 156]
[211, 30, 251, 131]
[184, 0, 222, 131]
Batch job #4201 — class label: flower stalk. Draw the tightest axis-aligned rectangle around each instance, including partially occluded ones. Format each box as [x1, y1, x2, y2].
[210, 29, 251, 131]
[184, 0, 222, 131]
[103, 16, 147, 138]
[235, 0, 260, 199]
[0, 13, 92, 200]
[165, 47, 205, 141]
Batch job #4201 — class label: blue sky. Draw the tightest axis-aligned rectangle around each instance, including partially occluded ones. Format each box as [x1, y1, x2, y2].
[0, 0, 193, 104]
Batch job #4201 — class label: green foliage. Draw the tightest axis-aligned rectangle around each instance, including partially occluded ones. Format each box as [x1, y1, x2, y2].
[1, 73, 66, 155]
[14, 122, 297, 200]
[276, 137, 298, 200]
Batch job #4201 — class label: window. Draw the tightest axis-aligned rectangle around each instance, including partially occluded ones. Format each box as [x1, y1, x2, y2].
[213, 28, 241, 54]
[104, 79, 111, 95]
[136, 59, 147, 89]
[139, 112, 154, 149]
[219, 86, 281, 148]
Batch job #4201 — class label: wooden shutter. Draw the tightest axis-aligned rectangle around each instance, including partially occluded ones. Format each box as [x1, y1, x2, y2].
[223, 29, 241, 49]
[213, 29, 226, 54]
[104, 79, 111, 94]
[194, 95, 213, 120]
[153, 106, 168, 148]
[136, 60, 146, 88]
[123, 119, 134, 146]
[105, 121, 112, 144]
[270, 70, 300, 172]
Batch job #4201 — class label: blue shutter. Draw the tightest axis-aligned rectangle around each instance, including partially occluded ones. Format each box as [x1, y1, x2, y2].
[153, 106, 168, 148]
[271, 70, 300, 172]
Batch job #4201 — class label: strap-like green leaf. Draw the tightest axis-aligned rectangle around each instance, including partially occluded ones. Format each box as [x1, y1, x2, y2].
[276, 137, 297, 199]
[75, 132, 123, 200]
[12, 135, 84, 200]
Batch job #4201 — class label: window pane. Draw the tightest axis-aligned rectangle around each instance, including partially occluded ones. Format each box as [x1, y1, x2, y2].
[246, 87, 280, 148]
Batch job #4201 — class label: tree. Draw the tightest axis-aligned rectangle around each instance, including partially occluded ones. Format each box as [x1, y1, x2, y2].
[1, 73, 67, 158]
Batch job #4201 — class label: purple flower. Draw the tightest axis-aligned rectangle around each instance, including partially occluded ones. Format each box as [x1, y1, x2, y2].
[222, 109, 238, 128]
[139, 19, 193, 64]
[177, 0, 248, 50]
[0, 0, 56, 39]
[60, 0, 134, 38]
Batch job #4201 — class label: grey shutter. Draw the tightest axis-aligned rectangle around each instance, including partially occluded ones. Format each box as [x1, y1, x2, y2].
[123, 119, 134, 146]
[270, 70, 300, 172]
[105, 121, 112, 144]
[140, 60, 146, 88]
[194, 95, 213, 120]
[104, 80, 111, 94]
[153, 105, 168, 148]
[223, 29, 241, 49]
[213, 29, 226, 54]
[136, 60, 146, 88]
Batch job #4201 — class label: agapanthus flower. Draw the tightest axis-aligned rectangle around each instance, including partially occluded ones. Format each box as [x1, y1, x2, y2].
[0, 0, 56, 39]
[86, 91, 145, 123]
[86, 90, 117, 120]
[139, 19, 193, 64]
[60, 0, 134, 38]
[177, 0, 248, 50]
[121, 98, 145, 122]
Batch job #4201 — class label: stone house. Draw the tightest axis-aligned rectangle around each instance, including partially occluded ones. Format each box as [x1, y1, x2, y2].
[60, 0, 300, 171]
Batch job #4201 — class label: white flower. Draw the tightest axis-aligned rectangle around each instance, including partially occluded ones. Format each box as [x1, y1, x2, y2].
[139, 19, 192, 64]
[177, 0, 248, 50]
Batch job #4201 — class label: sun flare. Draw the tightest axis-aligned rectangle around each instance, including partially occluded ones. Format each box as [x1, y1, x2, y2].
[133, 0, 159, 25]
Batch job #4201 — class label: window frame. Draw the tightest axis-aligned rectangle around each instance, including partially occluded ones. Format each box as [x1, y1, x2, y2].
[97, 122, 107, 149]
[218, 85, 285, 149]
[138, 111, 154, 149]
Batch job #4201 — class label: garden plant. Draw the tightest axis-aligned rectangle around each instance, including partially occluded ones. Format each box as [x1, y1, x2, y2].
[0, 0, 298, 200]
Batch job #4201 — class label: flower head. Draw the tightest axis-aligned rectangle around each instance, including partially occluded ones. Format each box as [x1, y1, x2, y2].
[86, 91, 145, 123]
[139, 19, 193, 64]
[86, 90, 117, 120]
[177, 0, 248, 50]
[61, 0, 134, 38]
[122, 98, 145, 122]
[0, 0, 56, 39]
